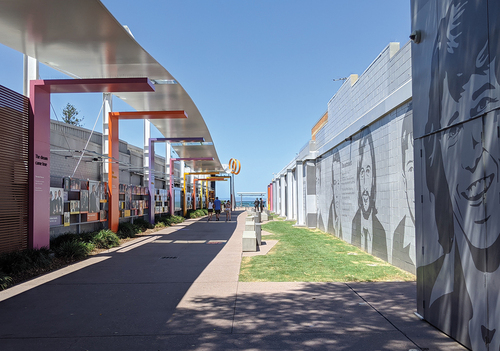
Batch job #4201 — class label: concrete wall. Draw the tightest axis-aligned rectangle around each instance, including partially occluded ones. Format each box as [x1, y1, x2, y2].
[315, 104, 414, 272]
[272, 41, 415, 274]
[412, 1, 500, 349]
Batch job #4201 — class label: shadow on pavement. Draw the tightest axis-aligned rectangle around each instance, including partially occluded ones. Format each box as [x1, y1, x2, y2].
[0, 214, 239, 351]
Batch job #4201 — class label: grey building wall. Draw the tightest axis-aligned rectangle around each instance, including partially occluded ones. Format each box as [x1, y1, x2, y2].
[272, 41, 415, 274]
[49, 120, 174, 236]
[315, 104, 414, 271]
[50, 120, 172, 189]
[50, 121, 102, 185]
[412, 1, 500, 349]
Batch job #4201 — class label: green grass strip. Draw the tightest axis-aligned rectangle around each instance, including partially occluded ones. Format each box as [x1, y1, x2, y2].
[239, 220, 415, 282]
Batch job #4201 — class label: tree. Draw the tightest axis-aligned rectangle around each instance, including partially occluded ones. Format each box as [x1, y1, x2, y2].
[62, 103, 84, 127]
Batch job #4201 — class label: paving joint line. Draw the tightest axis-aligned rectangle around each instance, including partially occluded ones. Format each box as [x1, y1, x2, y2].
[345, 282, 424, 351]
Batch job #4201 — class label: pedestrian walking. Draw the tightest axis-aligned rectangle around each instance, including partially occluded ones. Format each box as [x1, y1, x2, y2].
[214, 197, 221, 221]
[207, 200, 214, 221]
[225, 200, 231, 221]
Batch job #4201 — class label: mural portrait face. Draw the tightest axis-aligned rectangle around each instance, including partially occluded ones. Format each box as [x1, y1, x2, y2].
[357, 134, 376, 220]
[436, 19, 500, 249]
[315, 161, 321, 193]
[360, 147, 372, 215]
[420, 0, 500, 349]
[425, 0, 500, 252]
[332, 156, 341, 220]
[439, 112, 500, 248]
[401, 117, 415, 225]
[316, 160, 325, 230]
[403, 141, 414, 220]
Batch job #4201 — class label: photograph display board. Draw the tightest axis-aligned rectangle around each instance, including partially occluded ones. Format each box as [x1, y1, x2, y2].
[49, 187, 64, 216]
[88, 181, 100, 214]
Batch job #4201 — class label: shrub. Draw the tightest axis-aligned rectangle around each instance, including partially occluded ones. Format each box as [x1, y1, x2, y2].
[171, 215, 185, 224]
[186, 209, 206, 219]
[157, 215, 173, 226]
[157, 214, 184, 225]
[133, 218, 153, 231]
[79, 231, 99, 243]
[53, 240, 93, 260]
[50, 233, 80, 248]
[0, 248, 53, 275]
[194, 209, 205, 218]
[155, 221, 167, 228]
[117, 222, 139, 239]
[0, 271, 12, 290]
[92, 229, 120, 249]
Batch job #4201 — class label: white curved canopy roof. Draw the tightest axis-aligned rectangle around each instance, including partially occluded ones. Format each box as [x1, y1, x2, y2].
[0, 0, 222, 172]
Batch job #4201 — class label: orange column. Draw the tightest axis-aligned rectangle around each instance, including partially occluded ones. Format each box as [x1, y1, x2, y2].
[108, 114, 120, 232]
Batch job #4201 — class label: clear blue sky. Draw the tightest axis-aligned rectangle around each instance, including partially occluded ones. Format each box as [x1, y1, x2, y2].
[0, 0, 411, 200]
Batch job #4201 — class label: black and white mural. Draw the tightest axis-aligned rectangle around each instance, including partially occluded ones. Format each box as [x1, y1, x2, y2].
[351, 130, 387, 261]
[315, 106, 415, 273]
[412, 0, 500, 349]
[327, 150, 342, 240]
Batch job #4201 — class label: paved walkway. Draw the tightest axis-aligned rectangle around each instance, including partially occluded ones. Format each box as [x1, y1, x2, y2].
[0, 211, 468, 350]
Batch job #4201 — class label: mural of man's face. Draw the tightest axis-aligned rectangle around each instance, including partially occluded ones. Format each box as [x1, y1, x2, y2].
[332, 160, 341, 218]
[440, 72, 500, 249]
[359, 144, 373, 218]
[316, 163, 321, 191]
[403, 138, 415, 224]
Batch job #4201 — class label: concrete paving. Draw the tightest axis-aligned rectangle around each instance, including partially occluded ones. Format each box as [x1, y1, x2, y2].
[0, 211, 468, 351]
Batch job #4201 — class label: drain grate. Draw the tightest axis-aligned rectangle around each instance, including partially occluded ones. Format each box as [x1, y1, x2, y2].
[160, 256, 178, 259]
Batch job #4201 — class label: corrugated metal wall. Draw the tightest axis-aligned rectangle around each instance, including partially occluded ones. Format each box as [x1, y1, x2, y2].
[0, 85, 29, 253]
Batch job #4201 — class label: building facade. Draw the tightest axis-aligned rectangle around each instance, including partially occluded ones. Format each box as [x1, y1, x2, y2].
[412, 1, 500, 349]
[271, 41, 415, 273]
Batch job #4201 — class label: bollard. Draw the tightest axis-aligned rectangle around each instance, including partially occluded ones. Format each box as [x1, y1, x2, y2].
[255, 223, 262, 245]
[253, 211, 260, 223]
[245, 221, 255, 231]
[242, 231, 257, 251]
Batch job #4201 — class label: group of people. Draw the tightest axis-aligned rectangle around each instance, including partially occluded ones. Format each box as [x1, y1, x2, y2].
[207, 197, 232, 222]
[254, 198, 264, 212]
[50, 190, 63, 216]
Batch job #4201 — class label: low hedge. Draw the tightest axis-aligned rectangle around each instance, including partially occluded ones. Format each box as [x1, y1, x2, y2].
[186, 209, 208, 219]
[117, 222, 140, 239]
[53, 240, 94, 260]
[92, 229, 120, 249]
[156, 214, 185, 226]
[0, 248, 52, 275]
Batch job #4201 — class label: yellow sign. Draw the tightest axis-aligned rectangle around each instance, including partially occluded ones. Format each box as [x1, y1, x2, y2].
[228, 158, 241, 175]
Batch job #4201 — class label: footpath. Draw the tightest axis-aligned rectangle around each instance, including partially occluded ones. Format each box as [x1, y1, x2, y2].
[0, 210, 467, 351]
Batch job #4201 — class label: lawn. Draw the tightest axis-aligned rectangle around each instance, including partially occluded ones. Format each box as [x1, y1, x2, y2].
[239, 220, 416, 282]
